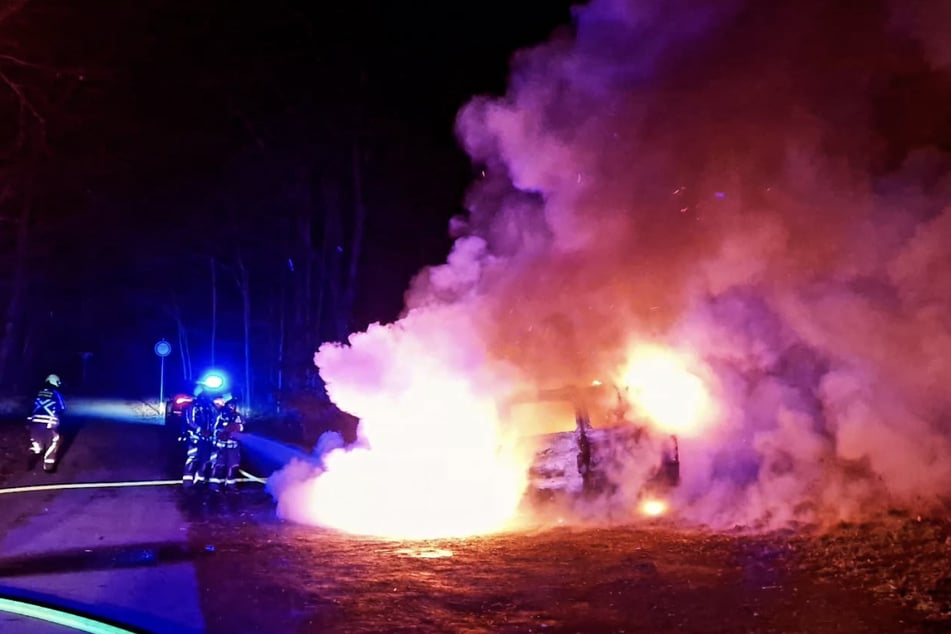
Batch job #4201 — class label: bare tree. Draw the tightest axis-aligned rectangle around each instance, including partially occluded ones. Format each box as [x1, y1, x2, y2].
[0, 1, 85, 387]
[0, 177, 33, 385]
[337, 140, 366, 340]
[232, 253, 252, 412]
[276, 261, 286, 399]
[209, 256, 217, 365]
[316, 176, 341, 346]
[163, 293, 193, 383]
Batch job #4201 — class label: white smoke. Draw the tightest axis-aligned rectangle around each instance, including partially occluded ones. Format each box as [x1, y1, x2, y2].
[272, 0, 951, 533]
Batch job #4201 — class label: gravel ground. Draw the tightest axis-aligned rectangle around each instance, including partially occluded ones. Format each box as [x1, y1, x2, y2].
[792, 515, 951, 623]
[180, 494, 947, 633]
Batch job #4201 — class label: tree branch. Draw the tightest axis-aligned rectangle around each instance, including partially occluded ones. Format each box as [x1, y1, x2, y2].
[0, 67, 46, 147]
[0, 53, 84, 80]
[0, 0, 28, 27]
[230, 105, 268, 151]
[0, 53, 50, 70]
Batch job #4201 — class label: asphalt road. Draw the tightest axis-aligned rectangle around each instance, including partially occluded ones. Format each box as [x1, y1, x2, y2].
[0, 418, 944, 633]
[0, 420, 207, 633]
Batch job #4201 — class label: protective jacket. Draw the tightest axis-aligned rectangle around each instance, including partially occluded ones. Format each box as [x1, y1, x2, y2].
[209, 404, 244, 487]
[30, 386, 66, 427]
[28, 383, 66, 472]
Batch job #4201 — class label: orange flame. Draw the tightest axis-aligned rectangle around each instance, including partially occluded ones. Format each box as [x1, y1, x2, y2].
[639, 498, 668, 517]
[618, 343, 714, 437]
[301, 327, 530, 540]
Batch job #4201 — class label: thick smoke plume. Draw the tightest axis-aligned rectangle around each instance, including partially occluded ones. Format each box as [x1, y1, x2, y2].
[274, 0, 951, 532]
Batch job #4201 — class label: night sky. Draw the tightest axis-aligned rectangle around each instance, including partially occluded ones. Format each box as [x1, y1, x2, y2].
[0, 0, 575, 395]
[2, 0, 950, 403]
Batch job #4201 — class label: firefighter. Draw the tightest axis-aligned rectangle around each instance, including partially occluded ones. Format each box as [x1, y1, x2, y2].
[181, 385, 217, 485]
[27, 374, 67, 473]
[209, 397, 244, 490]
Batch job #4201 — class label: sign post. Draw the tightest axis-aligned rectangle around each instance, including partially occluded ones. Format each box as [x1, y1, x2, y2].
[154, 339, 172, 408]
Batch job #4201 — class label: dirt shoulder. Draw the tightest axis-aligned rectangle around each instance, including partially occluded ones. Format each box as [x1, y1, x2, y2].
[790, 516, 951, 624]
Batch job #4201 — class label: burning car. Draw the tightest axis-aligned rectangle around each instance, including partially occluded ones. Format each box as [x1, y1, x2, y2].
[502, 382, 680, 513]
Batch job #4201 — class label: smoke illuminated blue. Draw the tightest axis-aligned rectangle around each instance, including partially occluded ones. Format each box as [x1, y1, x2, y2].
[67, 398, 164, 425]
[239, 433, 317, 472]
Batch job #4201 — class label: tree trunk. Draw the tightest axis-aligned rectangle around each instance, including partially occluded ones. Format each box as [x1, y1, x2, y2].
[0, 182, 32, 386]
[166, 295, 192, 383]
[235, 257, 252, 412]
[178, 321, 192, 383]
[276, 266, 285, 407]
[18, 324, 33, 393]
[300, 198, 313, 337]
[338, 141, 367, 340]
[210, 256, 217, 366]
[318, 177, 342, 345]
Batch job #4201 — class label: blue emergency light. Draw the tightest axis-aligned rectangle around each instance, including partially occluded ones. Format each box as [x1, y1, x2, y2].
[200, 372, 225, 390]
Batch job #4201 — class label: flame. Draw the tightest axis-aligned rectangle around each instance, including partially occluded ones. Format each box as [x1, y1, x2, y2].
[300, 392, 527, 539]
[295, 320, 530, 540]
[619, 344, 713, 437]
[639, 498, 668, 517]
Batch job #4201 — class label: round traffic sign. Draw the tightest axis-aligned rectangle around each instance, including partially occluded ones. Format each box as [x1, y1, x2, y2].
[154, 339, 172, 357]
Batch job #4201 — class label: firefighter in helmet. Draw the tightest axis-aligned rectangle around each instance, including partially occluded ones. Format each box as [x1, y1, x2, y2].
[209, 397, 244, 490]
[28, 374, 67, 473]
[181, 381, 220, 485]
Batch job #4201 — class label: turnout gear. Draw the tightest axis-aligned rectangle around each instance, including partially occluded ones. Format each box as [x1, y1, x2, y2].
[28, 376, 67, 472]
[209, 398, 244, 488]
[181, 391, 217, 485]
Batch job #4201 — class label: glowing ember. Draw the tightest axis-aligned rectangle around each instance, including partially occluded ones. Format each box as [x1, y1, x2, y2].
[619, 344, 713, 437]
[395, 547, 454, 559]
[639, 498, 668, 517]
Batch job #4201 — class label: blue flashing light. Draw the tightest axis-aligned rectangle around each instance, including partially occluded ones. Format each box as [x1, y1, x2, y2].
[201, 374, 225, 390]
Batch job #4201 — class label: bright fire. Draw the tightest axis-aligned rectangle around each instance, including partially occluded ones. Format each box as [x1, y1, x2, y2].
[299, 319, 530, 540]
[300, 388, 527, 539]
[293, 324, 711, 539]
[619, 344, 713, 437]
[639, 498, 668, 517]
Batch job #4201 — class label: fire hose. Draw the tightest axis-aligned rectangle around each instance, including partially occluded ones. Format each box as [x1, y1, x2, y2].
[0, 469, 266, 496]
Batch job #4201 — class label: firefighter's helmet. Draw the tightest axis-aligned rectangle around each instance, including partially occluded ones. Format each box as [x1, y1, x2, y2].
[45, 374, 61, 387]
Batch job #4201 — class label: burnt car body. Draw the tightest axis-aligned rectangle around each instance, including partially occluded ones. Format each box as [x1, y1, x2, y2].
[502, 383, 680, 506]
